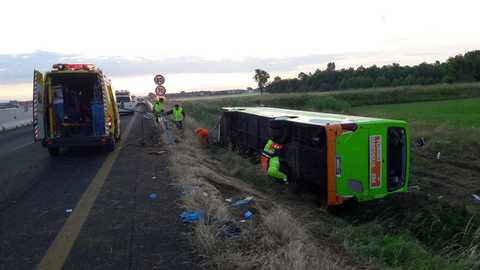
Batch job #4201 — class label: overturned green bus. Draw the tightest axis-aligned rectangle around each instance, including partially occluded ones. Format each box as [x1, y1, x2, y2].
[218, 107, 410, 206]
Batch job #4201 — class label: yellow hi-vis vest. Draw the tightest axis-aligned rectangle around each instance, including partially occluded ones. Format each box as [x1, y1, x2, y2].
[172, 107, 184, 121]
[154, 102, 164, 113]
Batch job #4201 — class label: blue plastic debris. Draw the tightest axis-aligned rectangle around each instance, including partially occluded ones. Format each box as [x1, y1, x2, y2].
[180, 211, 203, 223]
[149, 193, 157, 200]
[231, 196, 254, 208]
[244, 211, 253, 220]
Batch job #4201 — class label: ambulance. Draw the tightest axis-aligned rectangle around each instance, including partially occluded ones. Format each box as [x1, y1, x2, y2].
[33, 64, 121, 155]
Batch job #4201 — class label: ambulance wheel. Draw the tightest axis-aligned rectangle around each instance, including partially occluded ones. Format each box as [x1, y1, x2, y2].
[105, 139, 116, 152]
[48, 147, 60, 156]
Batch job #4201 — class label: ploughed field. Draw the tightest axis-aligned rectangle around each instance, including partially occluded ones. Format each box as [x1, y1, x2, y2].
[181, 83, 480, 270]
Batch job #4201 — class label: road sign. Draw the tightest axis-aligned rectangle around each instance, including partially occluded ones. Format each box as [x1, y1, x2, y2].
[155, 85, 166, 96]
[154, 74, 165, 85]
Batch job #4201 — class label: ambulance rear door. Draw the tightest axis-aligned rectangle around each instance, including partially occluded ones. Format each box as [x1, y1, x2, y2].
[33, 70, 45, 142]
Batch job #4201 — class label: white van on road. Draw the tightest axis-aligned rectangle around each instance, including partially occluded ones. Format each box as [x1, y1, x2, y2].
[115, 90, 136, 115]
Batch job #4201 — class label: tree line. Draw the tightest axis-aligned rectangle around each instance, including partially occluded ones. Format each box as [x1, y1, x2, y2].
[255, 50, 480, 93]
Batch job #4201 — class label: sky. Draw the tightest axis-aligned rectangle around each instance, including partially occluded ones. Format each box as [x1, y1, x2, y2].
[1, 0, 479, 100]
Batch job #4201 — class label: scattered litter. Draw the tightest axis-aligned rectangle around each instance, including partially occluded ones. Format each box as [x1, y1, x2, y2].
[416, 137, 425, 147]
[239, 219, 246, 223]
[151, 176, 157, 179]
[473, 194, 480, 203]
[65, 209, 73, 213]
[180, 211, 203, 223]
[149, 193, 157, 200]
[181, 185, 199, 196]
[225, 198, 232, 203]
[436, 152, 441, 160]
[148, 151, 167, 156]
[202, 192, 208, 197]
[438, 195, 444, 199]
[244, 211, 253, 220]
[221, 222, 242, 238]
[409, 185, 420, 192]
[231, 196, 254, 208]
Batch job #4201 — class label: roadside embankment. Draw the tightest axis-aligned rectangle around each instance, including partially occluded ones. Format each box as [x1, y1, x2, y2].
[161, 115, 354, 270]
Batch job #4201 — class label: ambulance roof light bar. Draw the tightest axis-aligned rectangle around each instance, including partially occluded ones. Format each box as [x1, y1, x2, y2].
[52, 63, 96, 71]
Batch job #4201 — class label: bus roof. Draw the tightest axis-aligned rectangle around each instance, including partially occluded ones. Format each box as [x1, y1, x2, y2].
[222, 107, 406, 126]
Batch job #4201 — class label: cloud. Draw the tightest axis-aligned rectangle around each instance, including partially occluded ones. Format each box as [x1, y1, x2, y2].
[0, 51, 376, 84]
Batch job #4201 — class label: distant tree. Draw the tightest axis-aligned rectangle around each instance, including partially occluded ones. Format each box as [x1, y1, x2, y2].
[374, 76, 390, 87]
[297, 72, 308, 80]
[326, 62, 336, 72]
[253, 69, 270, 95]
[263, 50, 480, 93]
[273, 76, 282, 82]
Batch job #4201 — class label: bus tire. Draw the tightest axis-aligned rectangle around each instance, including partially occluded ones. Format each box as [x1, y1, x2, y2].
[48, 147, 60, 156]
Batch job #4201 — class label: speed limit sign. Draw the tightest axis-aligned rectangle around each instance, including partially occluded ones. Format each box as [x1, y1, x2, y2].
[155, 85, 166, 96]
[154, 74, 165, 85]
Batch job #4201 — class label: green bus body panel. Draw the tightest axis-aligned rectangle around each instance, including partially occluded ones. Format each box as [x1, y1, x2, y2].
[222, 107, 411, 203]
[336, 122, 410, 202]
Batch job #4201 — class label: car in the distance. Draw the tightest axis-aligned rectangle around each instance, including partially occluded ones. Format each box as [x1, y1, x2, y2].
[115, 90, 136, 115]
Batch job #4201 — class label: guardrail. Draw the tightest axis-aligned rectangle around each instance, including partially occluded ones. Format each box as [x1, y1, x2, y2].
[0, 108, 32, 133]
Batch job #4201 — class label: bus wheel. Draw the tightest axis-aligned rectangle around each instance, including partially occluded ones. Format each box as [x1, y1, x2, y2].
[48, 147, 60, 156]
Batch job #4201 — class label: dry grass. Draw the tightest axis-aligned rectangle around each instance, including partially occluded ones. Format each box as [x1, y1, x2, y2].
[164, 118, 347, 270]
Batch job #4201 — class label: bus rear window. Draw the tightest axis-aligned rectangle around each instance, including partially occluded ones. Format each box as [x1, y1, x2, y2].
[387, 127, 406, 191]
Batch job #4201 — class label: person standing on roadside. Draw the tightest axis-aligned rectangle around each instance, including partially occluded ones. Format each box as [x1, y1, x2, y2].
[167, 104, 186, 129]
[153, 98, 164, 123]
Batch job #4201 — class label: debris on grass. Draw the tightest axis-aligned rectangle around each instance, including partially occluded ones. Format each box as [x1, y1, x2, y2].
[244, 210, 253, 220]
[472, 194, 480, 203]
[65, 209, 73, 213]
[225, 198, 232, 202]
[416, 137, 425, 147]
[409, 185, 420, 192]
[180, 210, 203, 223]
[436, 152, 441, 160]
[231, 196, 254, 208]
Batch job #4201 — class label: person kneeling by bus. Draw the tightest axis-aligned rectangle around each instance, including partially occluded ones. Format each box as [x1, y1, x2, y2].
[194, 128, 209, 145]
[262, 138, 288, 184]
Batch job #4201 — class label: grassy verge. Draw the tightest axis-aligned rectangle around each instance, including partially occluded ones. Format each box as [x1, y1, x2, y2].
[166, 124, 347, 270]
[204, 144, 480, 270]
[181, 83, 480, 269]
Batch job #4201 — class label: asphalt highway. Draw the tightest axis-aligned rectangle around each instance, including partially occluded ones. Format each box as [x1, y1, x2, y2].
[0, 110, 198, 270]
